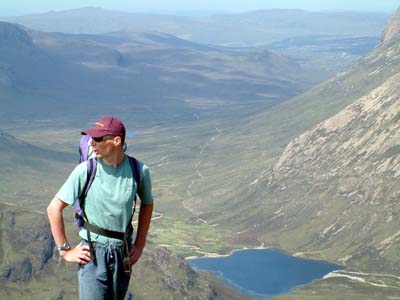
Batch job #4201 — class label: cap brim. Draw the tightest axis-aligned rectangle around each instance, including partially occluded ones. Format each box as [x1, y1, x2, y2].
[81, 128, 110, 137]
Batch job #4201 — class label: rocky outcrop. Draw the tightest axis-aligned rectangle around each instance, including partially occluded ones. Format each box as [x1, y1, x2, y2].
[2, 258, 32, 282]
[274, 73, 400, 181]
[126, 245, 244, 300]
[0, 204, 55, 283]
[145, 246, 198, 290]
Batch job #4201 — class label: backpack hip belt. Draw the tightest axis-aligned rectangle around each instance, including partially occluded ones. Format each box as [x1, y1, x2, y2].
[83, 222, 130, 240]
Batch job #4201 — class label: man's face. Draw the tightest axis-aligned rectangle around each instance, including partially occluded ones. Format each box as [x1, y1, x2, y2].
[90, 135, 119, 158]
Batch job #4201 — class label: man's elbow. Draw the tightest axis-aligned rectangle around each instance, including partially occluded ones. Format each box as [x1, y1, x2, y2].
[47, 197, 66, 217]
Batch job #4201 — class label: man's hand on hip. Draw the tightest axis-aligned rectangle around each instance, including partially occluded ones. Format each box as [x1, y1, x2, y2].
[60, 243, 92, 265]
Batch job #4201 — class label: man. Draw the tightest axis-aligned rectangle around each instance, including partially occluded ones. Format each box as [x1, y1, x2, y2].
[47, 116, 154, 300]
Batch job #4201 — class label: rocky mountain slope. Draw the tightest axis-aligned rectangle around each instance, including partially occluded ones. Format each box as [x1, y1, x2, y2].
[233, 11, 400, 272]
[0, 203, 53, 283]
[255, 73, 400, 271]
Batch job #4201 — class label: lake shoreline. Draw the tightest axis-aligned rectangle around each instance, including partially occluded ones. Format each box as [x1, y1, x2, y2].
[185, 242, 271, 260]
[187, 248, 345, 300]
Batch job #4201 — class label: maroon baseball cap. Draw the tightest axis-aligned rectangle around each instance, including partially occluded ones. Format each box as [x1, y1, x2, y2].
[81, 116, 126, 138]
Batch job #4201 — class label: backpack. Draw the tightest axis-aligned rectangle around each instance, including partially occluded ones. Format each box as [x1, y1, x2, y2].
[74, 135, 141, 240]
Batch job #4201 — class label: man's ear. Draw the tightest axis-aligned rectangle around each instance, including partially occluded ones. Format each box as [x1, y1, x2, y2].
[114, 136, 122, 147]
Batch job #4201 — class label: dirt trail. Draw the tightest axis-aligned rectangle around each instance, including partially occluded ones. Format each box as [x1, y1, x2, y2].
[182, 126, 223, 220]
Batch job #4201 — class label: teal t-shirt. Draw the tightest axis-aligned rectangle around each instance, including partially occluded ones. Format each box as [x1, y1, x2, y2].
[56, 155, 153, 244]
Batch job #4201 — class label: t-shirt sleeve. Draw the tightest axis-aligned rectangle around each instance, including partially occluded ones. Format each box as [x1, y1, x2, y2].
[55, 162, 88, 205]
[138, 164, 153, 205]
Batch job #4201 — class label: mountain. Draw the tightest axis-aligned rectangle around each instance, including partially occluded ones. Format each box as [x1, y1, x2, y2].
[0, 22, 34, 88]
[258, 73, 400, 269]
[0, 21, 317, 128]
[2, 8, 388, 79]
[0, 21, 117, 122]
[2, 8, 390, 46]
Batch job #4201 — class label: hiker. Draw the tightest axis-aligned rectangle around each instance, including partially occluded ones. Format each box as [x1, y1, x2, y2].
[47, 116, 154, 300]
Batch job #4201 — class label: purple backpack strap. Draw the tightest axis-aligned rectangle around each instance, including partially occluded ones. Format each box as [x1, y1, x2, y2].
[128, 156, 141, 187]
[74, 158, 97, 227]
[127, 156, 141, 220]
[79, 135, 92, 163]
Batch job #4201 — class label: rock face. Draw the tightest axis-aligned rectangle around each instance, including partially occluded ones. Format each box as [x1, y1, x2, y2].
[128, 246, 240, 300]
[259, 72, 400, 272]
[274, 73, 400, 182]
[382, 8, 400, 42]
[0, 204, 55, 283]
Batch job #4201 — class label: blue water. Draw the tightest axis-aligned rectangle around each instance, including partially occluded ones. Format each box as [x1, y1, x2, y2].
[188, 248, 343, 299]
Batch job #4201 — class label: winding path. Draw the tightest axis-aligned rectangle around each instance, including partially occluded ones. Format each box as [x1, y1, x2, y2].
[182, 126, 223, 220]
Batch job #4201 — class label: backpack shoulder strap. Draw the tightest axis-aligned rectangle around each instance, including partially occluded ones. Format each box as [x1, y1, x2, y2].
[127, 155, 141, 187]
[84, 158, 97, 197]
[79, 135, 92, 163]
[74, 158, 97, 226]
[126, 155, 141, 233]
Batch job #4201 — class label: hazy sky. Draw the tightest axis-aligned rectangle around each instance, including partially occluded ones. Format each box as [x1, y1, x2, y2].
[0, 0, 398, 16]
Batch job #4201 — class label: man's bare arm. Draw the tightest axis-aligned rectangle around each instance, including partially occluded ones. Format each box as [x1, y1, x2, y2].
[47, 197, 91, 264]
[129, 202, 153, 265]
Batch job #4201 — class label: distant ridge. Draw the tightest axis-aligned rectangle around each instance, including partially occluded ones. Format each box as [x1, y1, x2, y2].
[0, 21, 317, 125]
[0, 130, 74, 163]
[2, 7, 390, 46]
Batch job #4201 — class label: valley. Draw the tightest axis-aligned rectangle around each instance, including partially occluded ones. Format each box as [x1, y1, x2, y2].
[1, 5, 400, 300]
